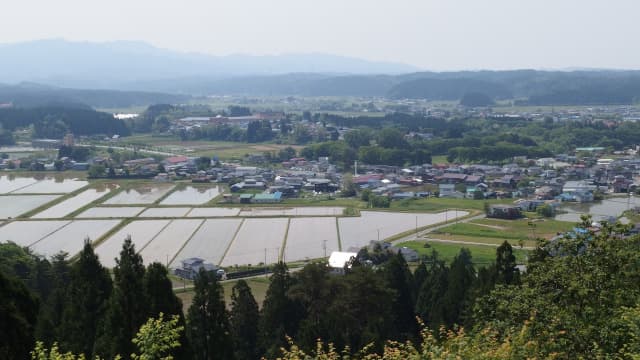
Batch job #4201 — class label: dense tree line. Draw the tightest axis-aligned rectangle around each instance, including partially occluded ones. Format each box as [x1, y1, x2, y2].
[0, 125, 14, 145]
[3, 218, 640, 358]
[0, 106, 130, 138]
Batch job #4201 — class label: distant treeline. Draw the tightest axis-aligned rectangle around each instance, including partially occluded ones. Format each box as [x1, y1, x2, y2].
[0, 83, 190, 109]
[184, 70, 640, 105]
[0, 107, 130, 138]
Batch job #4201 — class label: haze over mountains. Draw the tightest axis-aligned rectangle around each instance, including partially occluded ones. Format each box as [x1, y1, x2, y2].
[2, 39, 640, 108]
[0, 39, 418, 88]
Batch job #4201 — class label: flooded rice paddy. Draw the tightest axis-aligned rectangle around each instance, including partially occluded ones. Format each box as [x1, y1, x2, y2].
[0, 175, 87, 194]
[103, 183, 175, 205]
[556, 195, 640, 223]
[139, 219, 204, 265]
[2, 208, 468, 267]
[0, 195, 61, 219]
[0, 220, 70, 246]
[95, 220, 171, 268]
[159, 186, 221, 205]
[0, 178, 470, 267]
[30, 220, 121, 258]
[221, 218, 289, 267]
[76, 207, 146, 218]
[0, 220, 120, 257]
[139, 207, 192, 218]
[32, 188, 112, 218]
[171, 218, 243, 267]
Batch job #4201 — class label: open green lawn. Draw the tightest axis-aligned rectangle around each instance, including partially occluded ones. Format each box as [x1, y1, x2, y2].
[390, 197, 512, 212]
[430, 218, 574, 247]
[399, 240, 528, 267]
[113, 135, 303, 160]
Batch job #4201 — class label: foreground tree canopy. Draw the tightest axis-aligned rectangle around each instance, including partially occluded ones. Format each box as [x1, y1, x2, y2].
[2, 216, 640, 359]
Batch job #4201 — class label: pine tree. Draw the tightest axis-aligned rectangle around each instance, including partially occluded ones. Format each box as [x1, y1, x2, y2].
[383, 253, 418, 340]
[496, 240, 520, 285]
[186, 268, 233, 360]
[36, 252, 71, 347]
[442, 248, 476, 327]
[287, 263, 332, 351]
[258, 262, 297, 358]
[95, 237, 148, 359]
[229, 280, 260, 360]
[0, 269, 39, 359]
[143, 262, 189, 359]
[59, 241, 112, 357]
[415, 255, 449, 329]
[144, 262, 183, 318]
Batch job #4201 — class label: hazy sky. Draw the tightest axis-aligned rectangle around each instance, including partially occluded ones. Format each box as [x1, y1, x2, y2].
[1, 0, 638, 70]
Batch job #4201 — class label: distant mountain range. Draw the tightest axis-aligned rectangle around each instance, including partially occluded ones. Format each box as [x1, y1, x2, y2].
[2, 39, 640, 107]
[0, 39, 419, 89]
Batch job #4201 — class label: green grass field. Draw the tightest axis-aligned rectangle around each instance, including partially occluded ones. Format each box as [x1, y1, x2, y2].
[390, 197, 512, 212]
[111, 134, 303, 160]
[430, 218, 574, 247]
[399, 240, 528, 266]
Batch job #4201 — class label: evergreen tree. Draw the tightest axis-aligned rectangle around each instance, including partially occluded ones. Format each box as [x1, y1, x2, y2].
[287, 263, 332, 351]
[229, 280, 260, 360]
[186, 268, 233, 360]
[36, 252, 71, 347]
[442, 248, 476, 327]
[415, 254, 449, 328]
[0, 269, 39, 359]
[325, 266, 394, 353]
[95, 237, 148, 359]
[496, 241, 520, 285]
[144, 262, 183, 318]
[383, 253, 417, 340]
[258, 262, 297, 358]
[412, 261, 428, 294]
[59, 241, 112, 357]
[143, 262, 189, 359]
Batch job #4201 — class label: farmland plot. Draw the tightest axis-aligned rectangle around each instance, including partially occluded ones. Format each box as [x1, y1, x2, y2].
[221, 218, 287, 267]
[76, 207, 146, 218]
[31, 220, 121, 258]
[339, 210, 467, 250]
[0, 195, 61, 219]
[104, 184, 175, 205]
[284, 217, 339, 261]
[160, 186, 221, 205]
[96, 220, 171, 268]
[140, 219, 203, 265]
[139, 207, 192, 218]
[0, 176, 39, 194]
[240, 207, 344, 217]
[13, 178, 88, 194]
[187, 207, 240, 217]
[172, 218, 243, 266]
[32, 188, 112, 218]
[0, 220, 70, 247]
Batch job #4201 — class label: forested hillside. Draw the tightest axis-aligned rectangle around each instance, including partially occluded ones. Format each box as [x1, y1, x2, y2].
[0, 106, 130, 138]
[0, 83, 189, 109]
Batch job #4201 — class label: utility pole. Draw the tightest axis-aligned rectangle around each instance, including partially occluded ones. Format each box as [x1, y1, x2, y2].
[264, 248, 267, 276]
[323, 240, 328, 258]
[415, 216, 418, 236]
[377, 228, 380, 242]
